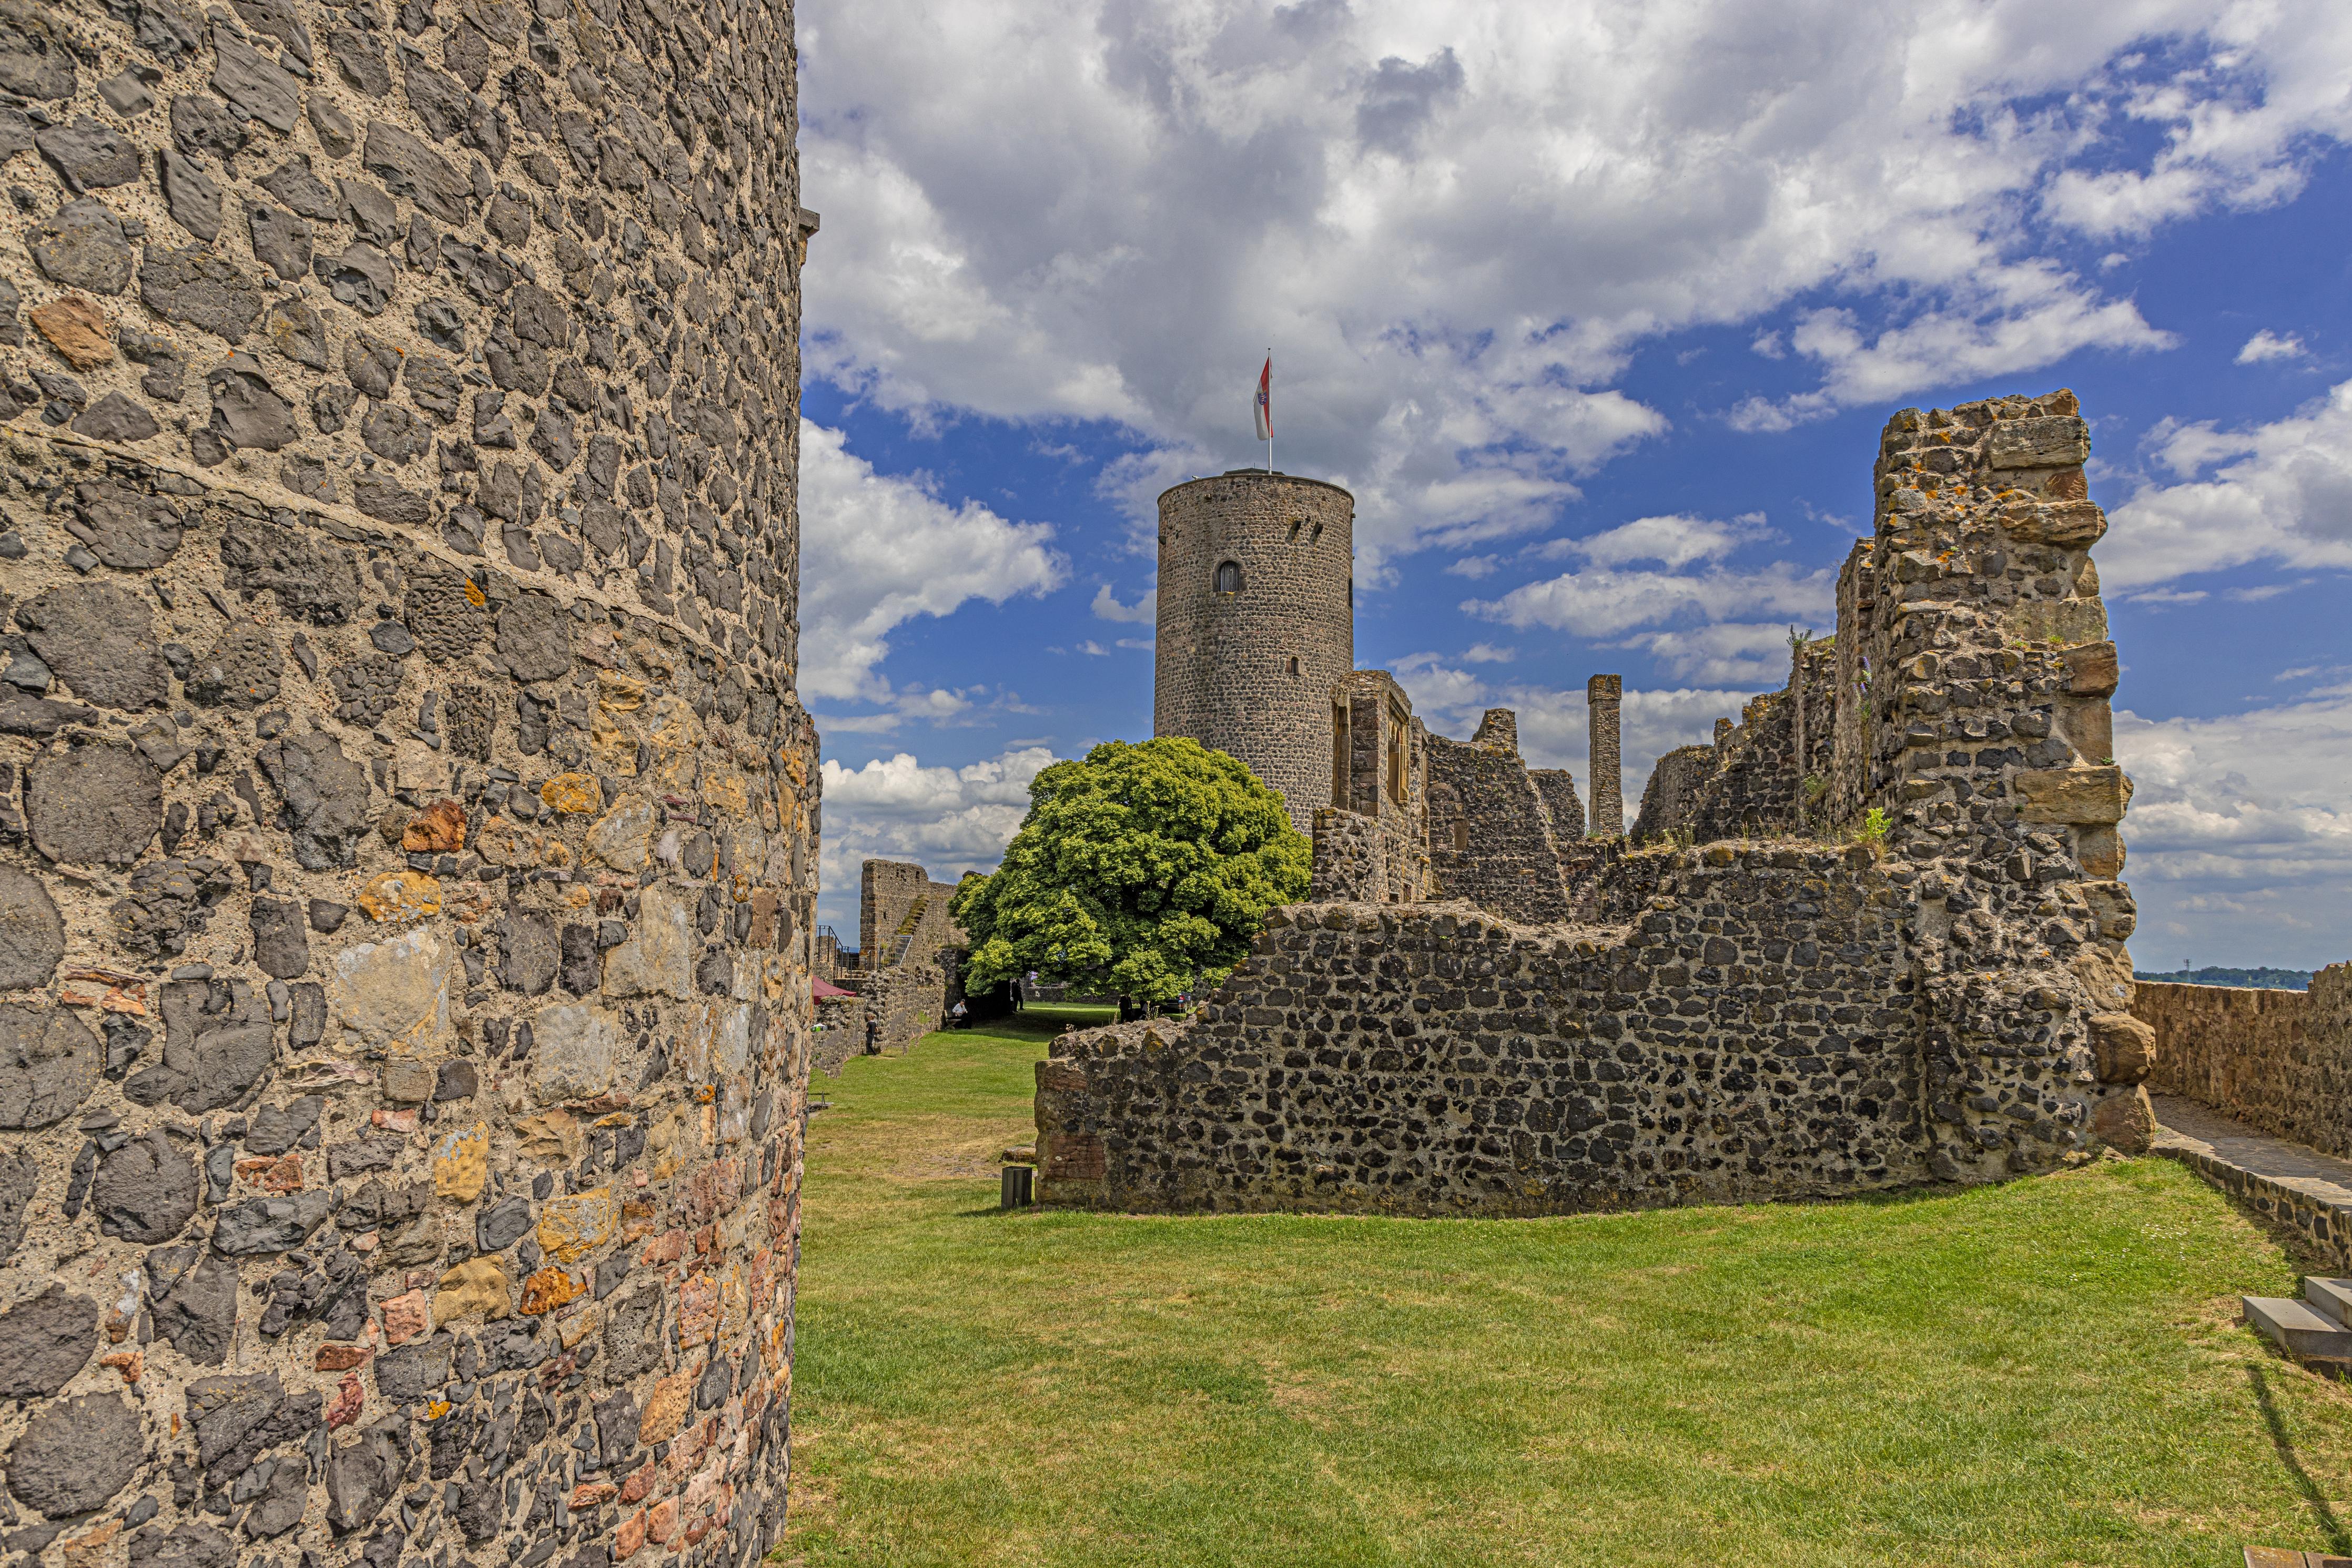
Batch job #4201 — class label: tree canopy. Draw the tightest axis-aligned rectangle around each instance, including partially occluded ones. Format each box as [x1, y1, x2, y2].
[951, 738, 1311, 1007]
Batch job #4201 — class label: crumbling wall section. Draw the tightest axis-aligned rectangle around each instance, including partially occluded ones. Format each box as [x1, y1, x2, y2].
[1424, 716, 1570, 925]
[1630, 745, 1712, 844]
[1529, 768, 1584, 843]
[0, 0, 815, 1563]
[2139, 968, 2352, 1158]
[1038, 846, 1927, 1216]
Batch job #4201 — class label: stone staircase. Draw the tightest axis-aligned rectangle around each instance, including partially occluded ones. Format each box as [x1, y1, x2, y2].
[2244, 1277, 2352, 1362]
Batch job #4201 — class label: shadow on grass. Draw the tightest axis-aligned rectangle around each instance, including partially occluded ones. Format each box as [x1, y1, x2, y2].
[2249, 1362, 2352, 1553]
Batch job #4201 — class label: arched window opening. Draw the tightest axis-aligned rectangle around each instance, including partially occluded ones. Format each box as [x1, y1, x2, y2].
[1287, 655, 1300, 676]
[1214, 560, 1242, 594]
[1287, 520, 1302, 542]
[1453, 820, 1470, 851]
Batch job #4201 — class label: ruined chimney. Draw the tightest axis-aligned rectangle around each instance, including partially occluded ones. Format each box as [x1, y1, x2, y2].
[1471, 708, 1519, 755]
[1587, 674, 1623, 837]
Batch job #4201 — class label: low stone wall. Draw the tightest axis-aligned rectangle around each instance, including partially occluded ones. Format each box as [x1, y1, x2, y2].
[1038, 843, 1954, 1216]
[2140, 968, 2352, 1158]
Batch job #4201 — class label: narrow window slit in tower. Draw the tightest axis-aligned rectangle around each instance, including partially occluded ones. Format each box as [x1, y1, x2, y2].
[1214, 560, 1241, 594]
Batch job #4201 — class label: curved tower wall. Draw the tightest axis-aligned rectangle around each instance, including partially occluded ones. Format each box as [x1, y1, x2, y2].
[1154, 472, 1354, 830]
[0, 1, 814, 1565]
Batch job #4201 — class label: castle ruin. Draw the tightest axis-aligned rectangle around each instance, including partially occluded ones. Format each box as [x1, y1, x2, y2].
[0, 2, 816, 1564]
[1046, 391, 2148, 1215]
[812, 858, 967, 1073]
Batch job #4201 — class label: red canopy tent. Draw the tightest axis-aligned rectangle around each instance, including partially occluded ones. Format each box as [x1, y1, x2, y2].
[812, 977, 855, 1000]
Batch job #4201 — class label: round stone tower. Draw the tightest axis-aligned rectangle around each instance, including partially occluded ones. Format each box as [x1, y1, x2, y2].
[1154, 470, 1355, 830]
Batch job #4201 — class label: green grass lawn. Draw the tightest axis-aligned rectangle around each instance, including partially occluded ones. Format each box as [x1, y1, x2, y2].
[781, 1006, 2352, 1567]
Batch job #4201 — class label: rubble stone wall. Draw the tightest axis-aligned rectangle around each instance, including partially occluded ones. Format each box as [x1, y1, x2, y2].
[1042, 390, 2151, 1215]
[1037, 845, 1929, 1215]
[0, 1, 816, 1565]
[2140, 968, 2352, 1158]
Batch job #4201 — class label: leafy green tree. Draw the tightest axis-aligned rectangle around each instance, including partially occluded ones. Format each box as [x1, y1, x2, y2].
[952, 738, 1311, 1008]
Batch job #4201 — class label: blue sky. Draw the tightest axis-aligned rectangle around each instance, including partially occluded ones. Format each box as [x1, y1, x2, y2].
[794, 0, 2352, 973]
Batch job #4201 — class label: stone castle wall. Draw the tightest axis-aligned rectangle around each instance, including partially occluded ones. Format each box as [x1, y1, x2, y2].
[1423, 711, 1571, 926]
[1036, 846, 1926, 1215]
[0, 2, 815, 1566]
[1041, 390, 2152, 1216]
[2138, 969, 2352, 1158]
[1154, 472, 1353, 833]
[836, 858, 963, 1057]
[1529, 767, 1584, 843]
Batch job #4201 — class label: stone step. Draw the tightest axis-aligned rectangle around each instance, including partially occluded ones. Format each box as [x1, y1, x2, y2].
[2245, 1296, 2352, 1361]
[2302, 1276, 2352, 1328]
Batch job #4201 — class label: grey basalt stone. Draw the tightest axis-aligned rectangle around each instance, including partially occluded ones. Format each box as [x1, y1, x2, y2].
[340, 178, 399, 245]
[499, 912, 558, 994]
[208, 351, 299, 450]
[257, 731, 372, 869]
[323, 1421, 407, 1533]
[169, 94, 247, 161]
[0, 1284, 97, 1399]
[353, 475, 431, 525]
[221, 514, 367, 622]
[476, 1195, 532, 1251]
[402, 54, 476, 143]
[0, 1005, 100, 1127]
[343, 332, 401, 399]
[246, 202, 314, 282]
[601, 1284, 663, 1381]
[148, 1246, 239, 1365]
[245, 1095, 322, 1154]
[0, 865, 65, 989]
[141, 245, 264, 342]
[262, 296, 329, 369]
[250, 897, 309, 978]
[128, 1524, 238, 1568]
[495, 589, 571, 681]
[0, 1151, 36, 1266]
[361, 399, 433, 464]
[328, 26, 388, 95]
[0, 3, 78, 99]
[241, 1458, 308, 1539]
[209, 32, 299, 133]
[5, 1392, 145, 1517]
[319, 241, 397, 315]
[210, 1188, 333, 1254]
[72, 391, 161, 443]
[18, 580, 170, 710]
[29, 197, 134, 294]
[70, 481, 184, 568]
[125, 978, 276, 1113]
[258, 154, 338, 220]
[186, 620, 281, 707]
[92, 1129, 200, 1241]
[186, 1369, 282, 1467]
[26, 742, 164, 868]
[36, 115, 140, 192]
[405, 352, 462, 421]
[362, 119, 472, 223]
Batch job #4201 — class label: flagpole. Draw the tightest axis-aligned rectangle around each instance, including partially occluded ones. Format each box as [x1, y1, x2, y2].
[1266, 347, 1273, 472]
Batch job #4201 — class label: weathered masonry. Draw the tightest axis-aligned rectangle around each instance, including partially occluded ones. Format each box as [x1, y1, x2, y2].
[2136, 968, 2352, 1159]
[810, 858, 965, 1074]
[1040, 391, 2151, 1215]
[1154, 470, 1355, 834]
[0, 2, 817, 1566]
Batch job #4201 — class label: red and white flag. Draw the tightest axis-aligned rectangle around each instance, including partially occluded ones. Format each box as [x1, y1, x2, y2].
[1253, 356, 1271, 441]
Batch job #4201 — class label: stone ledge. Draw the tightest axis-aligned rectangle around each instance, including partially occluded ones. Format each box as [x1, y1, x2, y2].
[2152, 1094, 2352, 1274]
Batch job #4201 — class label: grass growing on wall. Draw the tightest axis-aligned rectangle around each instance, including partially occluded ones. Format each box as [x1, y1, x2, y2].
[780, 1010, 2352, 1567]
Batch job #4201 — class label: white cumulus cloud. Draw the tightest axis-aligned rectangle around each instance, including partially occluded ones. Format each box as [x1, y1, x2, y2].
[2101, 381, 2352, 588]
[798, 421, 1067, 710]
[800, 0, 2352, 559]
[2236, 329, 2310, 364]
[815, 747, 1058, 933]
